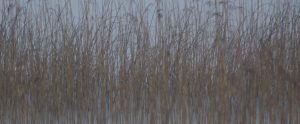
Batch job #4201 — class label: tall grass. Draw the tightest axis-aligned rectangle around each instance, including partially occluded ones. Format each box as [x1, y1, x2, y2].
[0, 0, 299, 123]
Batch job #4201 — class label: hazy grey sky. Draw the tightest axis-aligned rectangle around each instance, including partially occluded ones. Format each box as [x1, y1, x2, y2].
[1, 0, 298, 30]
[0, 0, 298, 48]
[2, 0, 299, 19]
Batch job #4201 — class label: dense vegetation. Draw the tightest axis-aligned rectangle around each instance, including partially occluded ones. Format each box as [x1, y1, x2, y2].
[0, 0, 299, 123]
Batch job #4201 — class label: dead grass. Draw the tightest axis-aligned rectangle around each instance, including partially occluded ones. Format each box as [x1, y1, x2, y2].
[0, 0, 299, 123]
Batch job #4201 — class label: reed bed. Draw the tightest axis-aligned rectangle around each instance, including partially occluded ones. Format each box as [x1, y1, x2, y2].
[0, 0, 299, 123]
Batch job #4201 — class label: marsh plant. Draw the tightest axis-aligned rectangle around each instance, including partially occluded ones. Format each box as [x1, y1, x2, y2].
[0, 0, 299, 123]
